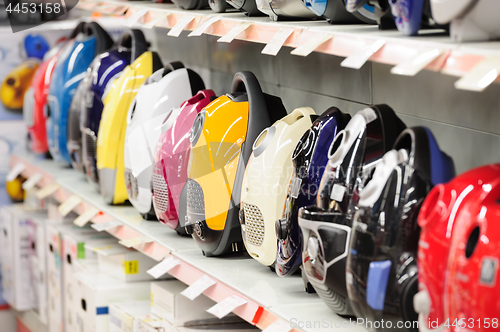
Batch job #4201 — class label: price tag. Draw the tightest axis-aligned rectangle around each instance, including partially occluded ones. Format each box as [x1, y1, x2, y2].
[147, 256, 180, 279]
[125, 8, 149, 27]
[181, 275, 216, 300]
[189, 16, 221, 36]
[74, 206, 100, 227]
[290, 177, 302, 199]
[22, 173, 43, 190]
[262, 28, 295, 56]
[168, 15, 196, 37]
[119, 236, 152, 248]
[262, 320, 293, 332]
[341, 39, 386, 69]
[58, 195, 82, 217]
[391, 48, 442, 76]
[6, 162, 25, 182]
[91, 220, 122, 232]
[218, 22, 252, 43]
[143, 12, 170, 29]
[454, 56, 500, 92]
[35, 182, 59, 199]
[291, 33, 332, 57]
[206, 295, 247, 319]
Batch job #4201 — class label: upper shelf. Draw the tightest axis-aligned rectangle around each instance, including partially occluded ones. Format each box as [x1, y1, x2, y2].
[76, 0, 500, 91]
[9, 152, 368, 332]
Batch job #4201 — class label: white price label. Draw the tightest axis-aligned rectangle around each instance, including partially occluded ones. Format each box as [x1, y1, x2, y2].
[125, 8, 149, 27]
[181, 275, 216, 300]
[35, 182, 59, 199]
[455, 56, 500, 92]
[262, 320, 293, 332]
[91, 220, 122, 232]
[218, 22, 252, 43]
[22, 173, 43, 190]
[290, 177, 302, 199]
[391, 48, 442, 76]
[6, 162, 25, 182]
[168, 14, 196, 37]
[74, 206, 100, 227]
[330, 184, 346, 202]
[143, 12, 170, 29]
[341, 39, 386, 70]
[262, 28, 295, 56]
[119, 236, 152, 248]
[206, 295, 247, 319]
[58, 195, 82, 217]
[189, 16, 221, 36]
[147, 256, 180, 279]
[291, 33, 332, 57]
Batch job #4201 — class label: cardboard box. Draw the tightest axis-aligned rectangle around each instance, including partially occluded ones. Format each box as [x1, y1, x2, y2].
[46, 223, 103, 332]
[27, 216, 49, 324]
[0, 205, 46, 311]
[74, 272, 151, 332]
[135, 314, 166, 332]
[109, 301, 151, 332]
[88, 243, 159, 282]
[174, 324, 259, 332]
[150, 280, 219, 327]
[62, 232, 114, 332]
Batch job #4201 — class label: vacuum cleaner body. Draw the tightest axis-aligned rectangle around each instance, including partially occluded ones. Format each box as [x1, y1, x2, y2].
[186, 71, 287, 256]
[240, 107, 316, 267]
[346, 127, 455, 331]
[124, 63, 205, 219]
[96, 51, 163, 205]
[299, 105, 406, 316]
[153, 89, 216, 232]
[275, 107, 351, 277]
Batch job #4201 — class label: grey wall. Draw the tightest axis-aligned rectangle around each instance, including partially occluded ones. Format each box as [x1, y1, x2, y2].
[152, 28, 500, 174]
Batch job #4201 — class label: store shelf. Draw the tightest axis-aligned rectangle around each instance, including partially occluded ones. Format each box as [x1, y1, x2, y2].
[9, 152, 367, 332]
[13, 309, 47, 332]
[75, 1, 500, 90]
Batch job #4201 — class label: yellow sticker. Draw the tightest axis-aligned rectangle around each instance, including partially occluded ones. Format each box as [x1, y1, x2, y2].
[151, 291, 154, 307]
[122, 260, 139, 274]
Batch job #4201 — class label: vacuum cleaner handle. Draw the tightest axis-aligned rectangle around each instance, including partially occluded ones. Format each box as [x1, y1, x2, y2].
[84, 22, 114, 54]
[116, 29, 149, 62]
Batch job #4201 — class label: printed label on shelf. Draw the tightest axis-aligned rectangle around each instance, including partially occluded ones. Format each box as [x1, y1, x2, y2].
[22, 172, 43, 190]
[207, 295, 247, 319]
[262, 319, 293, 332]
[119, 236, 152, 248]
[341, 39, 386, 69]
[262, 28, 295, 56]
[35, 182, 59, 199]
[291, 33, 332, 57]
[147, 256, 180, 279]
[6, 162, 25, 182]
[58, 195, 82, 217]
[125, 8, 149, 27]
[189, 16, 221, 36]
[218, 22, 252, 43]
[74, 206, 100, 227]
[92, 220, 122, 232]
[391, 48, 442, 76]
[123, 260, 140, 275]
[168, 14, 196, 37]
[454, 56, 500, 92]
[181, 275, 216, 300]
[143, 12, 170, 29]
